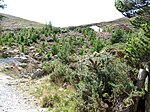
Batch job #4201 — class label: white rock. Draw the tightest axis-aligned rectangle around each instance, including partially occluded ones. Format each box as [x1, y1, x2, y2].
[90, 26, 103, 32]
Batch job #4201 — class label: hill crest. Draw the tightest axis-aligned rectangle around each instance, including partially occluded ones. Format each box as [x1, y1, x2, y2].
[0, 13, 44, 30]
[0, 13, 132, 31]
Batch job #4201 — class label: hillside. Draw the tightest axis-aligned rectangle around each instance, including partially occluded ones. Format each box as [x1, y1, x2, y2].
[0, 13, 133, 31]
[0, 13, 44, 30]
[0, 13, 145, 111]
[67, 17, 133, 31]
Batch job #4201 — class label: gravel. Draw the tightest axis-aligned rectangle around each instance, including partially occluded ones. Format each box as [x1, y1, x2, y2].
[0, 73, 48, 112]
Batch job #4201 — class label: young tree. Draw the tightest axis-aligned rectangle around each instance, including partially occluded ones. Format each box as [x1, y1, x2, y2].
[0, 0, 5, 8]
[115, 0, 150, 26]
[115, 0, 150, 17]
[0, 0, 6, 15]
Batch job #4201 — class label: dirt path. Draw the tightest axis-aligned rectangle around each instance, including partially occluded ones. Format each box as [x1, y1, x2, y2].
[0, 72, 47, 112]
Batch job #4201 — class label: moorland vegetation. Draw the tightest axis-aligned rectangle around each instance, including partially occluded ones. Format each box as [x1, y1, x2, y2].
[0, 0, 150, 111]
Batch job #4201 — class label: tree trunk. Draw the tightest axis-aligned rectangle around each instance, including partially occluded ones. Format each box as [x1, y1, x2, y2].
[145, 65, 150, 112]
[133, 69, 148, 112]
[146, 77, 150, 112]
[136, 69, 147, 89]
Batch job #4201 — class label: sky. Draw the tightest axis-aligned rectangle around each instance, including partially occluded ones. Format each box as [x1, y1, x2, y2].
[1, 0, 124, 27]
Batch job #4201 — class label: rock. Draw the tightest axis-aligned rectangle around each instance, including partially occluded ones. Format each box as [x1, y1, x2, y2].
[2, 52, 10, 58]
[48, 37, 54, 42]
[2, 46, 8, 50]
[37, 64, 43, 68]
[21, 73, 30, 79]
[29, 46, 35, 50]
[14, 54, 28, 63]
[14, 57, 28, 63]
[17, 67, 23, 71]
[4, 66, 14, 70]
[69, 63, 77, 70]
[92, 51, 100, 57]
[8, 49, 19, 56]
[13, 49, 19, 53]
[33, 53, 42, 60]
[31, 69, 45, 79]
[90, 26, 103, 32]
[52, 55, 58, 59]
[18, 63, 27, 68]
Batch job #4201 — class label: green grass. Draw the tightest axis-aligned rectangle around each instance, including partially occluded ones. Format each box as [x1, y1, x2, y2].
[27, 77, 77, 112]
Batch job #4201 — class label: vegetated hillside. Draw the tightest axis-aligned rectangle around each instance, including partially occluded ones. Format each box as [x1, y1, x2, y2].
[67, 17, 133, 31]
[0, 13, 133, 32]
[0, 13, 44, 30]
[1, 14, 145, 111]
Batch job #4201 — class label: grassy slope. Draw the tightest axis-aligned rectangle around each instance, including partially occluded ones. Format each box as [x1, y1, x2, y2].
[0, 13, 44, 30]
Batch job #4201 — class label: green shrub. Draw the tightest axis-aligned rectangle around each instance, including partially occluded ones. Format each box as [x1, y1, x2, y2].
[75, 53, 135, 111]
[52, 27, 61, 34]
[46, 52, 52, 61]
[43, 61, 56, 74]
[7, 38, 14, 46]
[24, 37, 30, 46]
[91, 38, 104, 53]
[43, 60, 75, 84]
[125, 28, 150, 68]
[52, 34, 58, 42]
[20, 44, 25, 53]
[110, 29, 127, 44]
[41, 41, 48, 52]
[51, 44, 59, 56]
[30, 32, 38, 43]
[57, 42, 73, 62]
[78, 48, 84, 55]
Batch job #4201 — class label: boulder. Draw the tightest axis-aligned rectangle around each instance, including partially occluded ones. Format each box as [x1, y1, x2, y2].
[14, 53, 28, 63]
[31, 69, 45, 79]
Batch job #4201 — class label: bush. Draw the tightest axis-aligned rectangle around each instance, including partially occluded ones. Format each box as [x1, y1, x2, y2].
[110, 29, 128, 44]
[51, 44, 59, 55]
[20, 44, 25, 53]
[75, 53, 135, 111]
[91, 38, 104, 53]
[52, 34, 58, 42]
[43, 60, 75, 84]
[57, 42, 73, 62]
[125, 28, 150, 68]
